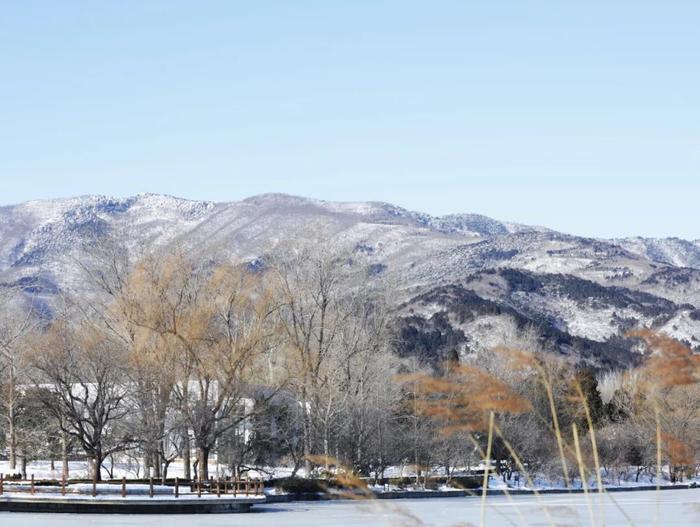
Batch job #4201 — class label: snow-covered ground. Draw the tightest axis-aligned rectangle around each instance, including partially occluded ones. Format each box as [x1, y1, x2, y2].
[2, 459, 695, 491]
[0, 489, 697, 526]
[0, 460, 297, 481]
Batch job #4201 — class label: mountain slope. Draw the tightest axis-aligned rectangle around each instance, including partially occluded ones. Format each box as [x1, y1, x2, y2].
[614, 237, 700, 269]
[1, 193, 699, 366]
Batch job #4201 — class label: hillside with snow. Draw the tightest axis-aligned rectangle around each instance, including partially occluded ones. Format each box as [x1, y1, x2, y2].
[1, 193, 699, 368]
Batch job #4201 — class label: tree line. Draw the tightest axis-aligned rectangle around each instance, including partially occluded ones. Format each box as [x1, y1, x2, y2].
[0, 241, 698, 486]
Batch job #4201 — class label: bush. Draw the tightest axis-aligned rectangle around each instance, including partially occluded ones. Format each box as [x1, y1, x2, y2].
[448, 476, 481, 489]
[275, 477, 326, 494]
[386, 476, 415, 488]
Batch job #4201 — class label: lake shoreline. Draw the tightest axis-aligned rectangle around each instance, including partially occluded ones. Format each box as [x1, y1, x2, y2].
[266, 482, 697, 503]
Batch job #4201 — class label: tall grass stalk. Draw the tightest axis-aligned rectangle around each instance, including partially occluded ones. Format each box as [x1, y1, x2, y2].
[575, 381, 606, 527]
[573, 422, 596, 527]
[654, 402, 662, 527]
[480, 412, 495, 527]
[493, 423, 556, 527]
[539, 365, 571, 488]
[462, 430, 528, 527]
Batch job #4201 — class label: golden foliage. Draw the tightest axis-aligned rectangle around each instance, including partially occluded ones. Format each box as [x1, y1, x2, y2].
[660, 433, 695, 467]
[396, 364, 532, 433]
[628, 329, 700, 388]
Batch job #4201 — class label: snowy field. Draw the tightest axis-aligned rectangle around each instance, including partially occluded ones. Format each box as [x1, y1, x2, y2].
[1, 489, 698, 526]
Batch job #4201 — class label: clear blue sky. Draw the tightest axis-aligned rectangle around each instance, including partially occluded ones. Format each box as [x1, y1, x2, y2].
[1, 1, 698, 239]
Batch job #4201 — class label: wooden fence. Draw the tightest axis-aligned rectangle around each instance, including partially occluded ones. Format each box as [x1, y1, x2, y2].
[0, 474, 264, 498]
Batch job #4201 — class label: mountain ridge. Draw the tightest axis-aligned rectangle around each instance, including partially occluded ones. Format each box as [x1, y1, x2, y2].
[2, 193, 699, 367]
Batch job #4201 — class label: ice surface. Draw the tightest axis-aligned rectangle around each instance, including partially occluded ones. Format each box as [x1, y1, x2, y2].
[0, 489, 698, 526]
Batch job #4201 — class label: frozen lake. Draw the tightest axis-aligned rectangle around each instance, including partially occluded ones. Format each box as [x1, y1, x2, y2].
[1, 489, 698, 526]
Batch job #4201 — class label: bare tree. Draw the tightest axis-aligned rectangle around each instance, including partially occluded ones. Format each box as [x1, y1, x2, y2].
[76, 239, 182, 480]
[0, 285, 38, 471]
[119, 253, 280, 480]
[13, 386, 60, 479]
[30, 316, 134, 481]
[335, 284, 399, 474]
[270, 241, 360, 473]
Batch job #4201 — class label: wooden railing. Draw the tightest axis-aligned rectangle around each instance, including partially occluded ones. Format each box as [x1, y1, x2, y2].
[188, 477, 264, 497]
[0, 473, 265, 498]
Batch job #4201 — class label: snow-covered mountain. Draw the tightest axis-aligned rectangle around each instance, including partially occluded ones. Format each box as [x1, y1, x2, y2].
[613, 237, 700, 269]
[1, 193, 699, 368]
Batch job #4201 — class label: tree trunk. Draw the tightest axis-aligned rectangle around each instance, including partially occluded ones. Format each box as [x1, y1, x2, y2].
[145, 454, 152, 479]
[162, 460, 171, 484]
[92, 452, 103, 482]
[61, 433, 69, 478]
[155, 440, 164, 480]
[198, 447, 210, 481]
[8, 420, 16, 470]
[20, 456, 27, 480]
[323, 426, 330, 471]
[154, 461, 161, 480]
[182, 428, 191, 481]
[8, 371, 16, 471]
[301, 385, 312, 476]
[413, 395, 419, 485]
[376, 404, 384, 486]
